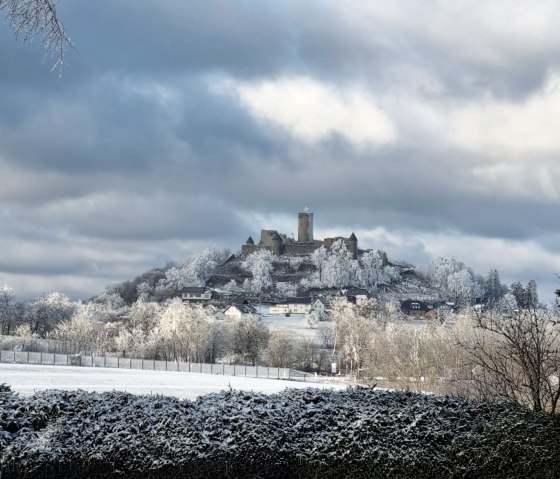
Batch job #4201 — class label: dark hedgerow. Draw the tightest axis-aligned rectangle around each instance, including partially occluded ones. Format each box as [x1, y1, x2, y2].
[1, 383, 560, 478]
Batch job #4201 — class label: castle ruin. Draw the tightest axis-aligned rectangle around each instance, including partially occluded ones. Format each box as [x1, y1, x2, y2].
[241, 210, 358, 259]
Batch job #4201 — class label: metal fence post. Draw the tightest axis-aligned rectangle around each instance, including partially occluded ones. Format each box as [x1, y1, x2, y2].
[211, 363, 214, 374]
[40, 352, 42, 364]
[222, 363, 225, 375]
[233, 365, 236, 376]
[104, 356, 106, 367]
[27, 351, 29, 363]
[142, 359, 144, 370]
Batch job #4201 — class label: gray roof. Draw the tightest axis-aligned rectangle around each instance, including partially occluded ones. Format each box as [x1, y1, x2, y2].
[182, 287, 209, 294]
[286, 297, 312, 305]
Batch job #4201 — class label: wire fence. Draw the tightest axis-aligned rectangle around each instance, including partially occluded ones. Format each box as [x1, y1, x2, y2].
[0, 349, 340, 383]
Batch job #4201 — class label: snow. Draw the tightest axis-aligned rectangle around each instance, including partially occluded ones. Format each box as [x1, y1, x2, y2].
[2, 384, 557, 478]
[0, 363, 346, 399]
[256, 305, 333, 340]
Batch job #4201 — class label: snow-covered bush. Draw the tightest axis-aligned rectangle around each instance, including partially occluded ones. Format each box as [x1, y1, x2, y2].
[2, 386, 559, 479]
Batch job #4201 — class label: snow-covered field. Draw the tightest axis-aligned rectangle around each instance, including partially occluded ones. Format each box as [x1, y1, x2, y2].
[0, 363, 346, 399]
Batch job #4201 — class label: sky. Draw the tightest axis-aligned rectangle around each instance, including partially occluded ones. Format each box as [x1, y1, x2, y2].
[1, 0, 560, 302]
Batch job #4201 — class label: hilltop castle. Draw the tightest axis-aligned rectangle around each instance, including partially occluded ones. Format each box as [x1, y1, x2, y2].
[241, 210, 358, 259]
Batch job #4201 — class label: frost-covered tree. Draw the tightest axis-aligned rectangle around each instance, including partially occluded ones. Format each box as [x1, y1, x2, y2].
[52, 306, 98, 354]
[0, 285, 17, 335]
[89, 289, 130, 323]
[276, 281, 298, 297]
[150, 299, 216, 362]
[510, 281, 525, 308]
[127, 300, 161, 335]
[483, 269, 507, 306]
[526, 279, 539, 308]
[360, 250, 384, 287]
[360, 250, 400, 287]
[311, 247, 329, 283]
[163, 247, 230, 293]
[229, 315, 269, 365]
[330, 298, 379, 377]
[242, 249, 274, 293]
[322, 240, 361, 288]
[305, 309, 321, 329]
[24, 292, 75, 336]
[427, 256, 477, 305]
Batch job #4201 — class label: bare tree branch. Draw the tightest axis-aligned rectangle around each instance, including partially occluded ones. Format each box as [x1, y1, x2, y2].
[0, 0, 74, 73]
[460, 306, 560, 413]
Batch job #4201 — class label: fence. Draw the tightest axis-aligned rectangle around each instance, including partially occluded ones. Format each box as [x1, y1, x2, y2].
[0, 349, 330, 383]
[0, 334, 99, 355]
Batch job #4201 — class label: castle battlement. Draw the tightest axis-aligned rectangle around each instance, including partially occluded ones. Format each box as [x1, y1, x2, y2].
[241, 210, 357, 259]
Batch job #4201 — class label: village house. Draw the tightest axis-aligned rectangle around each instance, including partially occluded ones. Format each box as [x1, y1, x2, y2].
[223, 303, 259, 320]
[311, 297, 329, 315]
[400, 299, 455, 321]
[269, 297, 313, 315]
[342, 288, 371, 304]
[181, 287, 213, 303]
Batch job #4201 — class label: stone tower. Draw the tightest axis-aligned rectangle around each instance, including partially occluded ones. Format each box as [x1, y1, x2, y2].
[348, 232, 358, 259]
[298, 209, 313, 243]
[271, 232, 283, 256]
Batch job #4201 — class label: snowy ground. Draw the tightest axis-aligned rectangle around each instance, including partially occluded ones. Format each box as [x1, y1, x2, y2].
[0, 363, 347, 399]
[258, 307, 333, 341]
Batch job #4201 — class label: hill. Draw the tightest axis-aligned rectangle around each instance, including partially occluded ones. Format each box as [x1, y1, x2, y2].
[92, 243, 491, 312]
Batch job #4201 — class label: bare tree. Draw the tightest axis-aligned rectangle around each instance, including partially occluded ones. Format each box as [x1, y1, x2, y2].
[462, 307, 560, 413]
[229, 316, 269, 365]
[0, 285, 16, 335]
[262, 329, 295, 368]
[0, 0, 73, 71]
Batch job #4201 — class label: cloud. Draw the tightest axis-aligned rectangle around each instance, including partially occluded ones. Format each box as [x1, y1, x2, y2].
[1, 0, 560, 303]
[211, 75, 397, 146]
[447, 72, 560, 154]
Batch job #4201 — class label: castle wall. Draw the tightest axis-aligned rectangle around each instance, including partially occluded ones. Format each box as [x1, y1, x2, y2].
[283, 243, 322, 256]
[241, 244, 260, 255]
[324, 237, 357, 259]
[260, 230, 278, 247]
